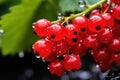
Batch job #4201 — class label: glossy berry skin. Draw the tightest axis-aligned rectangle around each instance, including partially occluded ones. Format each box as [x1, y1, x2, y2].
[32, 39, 52, 57]
[112, 22, 120, 38]
[112, 5, 120, 20]
[94, 48, 110, 63]
[65, 24, 79, 38]
[110, 0, 120, 4]
[89, 15, 106, 33]
[66, 37, 79, 46]
[108, 38, 120, 53]
[98, 28, 113, 44]
[63, 54, 81, 71]
[48, 60, 65, 76]
[109, 54, 120, 66]
[70, 42, 87, 57]
[33, 19, 51, 37]
[83, 34, 100, 51]
[43, 52, 57, 62]
[98, 62, 111, 72]
[52, 39, 69, 56]
[47, 23, 65, 41]
[102, 13, 114, 27]
[90, 9, 100, 16]
[72, 16, 88, 33]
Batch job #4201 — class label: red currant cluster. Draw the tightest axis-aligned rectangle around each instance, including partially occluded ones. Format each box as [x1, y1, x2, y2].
[32, 1, 120, 76]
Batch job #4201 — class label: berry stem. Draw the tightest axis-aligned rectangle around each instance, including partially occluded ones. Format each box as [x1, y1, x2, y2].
[52, 0, 107, 24]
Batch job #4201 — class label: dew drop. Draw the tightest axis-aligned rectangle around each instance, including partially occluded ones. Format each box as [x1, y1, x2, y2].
[78, 0, 85, 8]
[35, 55, 40, 58]
[58, 12, 62, 20]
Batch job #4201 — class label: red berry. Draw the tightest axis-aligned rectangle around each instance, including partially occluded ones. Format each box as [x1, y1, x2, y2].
[65, 24, 79, 38]
[98, 63, 111, 71]
[109, 54, 120, 66]
[52, 39, 69, 56]
[98, 28, 113, 44]
[48, 60, 65, 76]
[83, 34, 100, 51]
[66, 36, 79, 45]
[89, 15, 106, 33]
[108, 38, 120, 53]
[94, 48, 110, 63]
[47, 23, 65, 41]
[72, 16, 88, 33]
[102, 13, 114, 27]
[32, 39, 52, 57]
[70, 42, 87, 57]
[63, 54, 82, 71]
[33, 19, 51, 37]
[42, 52, 57, 62]
[112, 5, 120, 20]
[110, 0, 120, 4]
[90, 9, 101, 16]
[112, 22, 120, 38]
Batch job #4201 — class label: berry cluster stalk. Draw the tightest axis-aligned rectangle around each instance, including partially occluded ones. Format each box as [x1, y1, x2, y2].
[52, 0, 107, 24]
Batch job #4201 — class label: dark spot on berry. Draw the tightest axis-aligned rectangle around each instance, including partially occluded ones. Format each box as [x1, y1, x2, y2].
[72, 38, 78, 42]
[73, 31, 78, 35]
[57, 56, 64, 60]
[111, 61, 117, 66]
[50, 34, 55, 39]
[115, 51, 120, 54]
[80, 28, 86, 32]
[88, 47, 93, 51]
[96, 26, 101, 30]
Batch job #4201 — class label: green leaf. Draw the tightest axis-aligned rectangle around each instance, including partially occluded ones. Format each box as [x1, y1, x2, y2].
[0, 0, 59, 56]
[84, 0, 99, 5]
[59, 0, 83, 13]
[59, 0, 100, 14]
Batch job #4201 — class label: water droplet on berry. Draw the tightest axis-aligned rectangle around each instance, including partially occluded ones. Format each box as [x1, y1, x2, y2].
[78, 0, 85, 7]
[96, 65, 99, 68]
[35, 55, 40, 58]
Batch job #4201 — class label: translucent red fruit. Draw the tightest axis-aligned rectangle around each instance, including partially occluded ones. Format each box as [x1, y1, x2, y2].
[72, 16, 88, 33]
[63, 54, 82, 71]
[110, 0, 120, 4]
[109, 54, 120, 66]
[48, 60, 65, 76]
[112, 22, 120, 38]
[83, 34, 100, 51]
[52, 39, 69, 56]
[108, 38, 120, 53]
[65, 24, 79, 38]
[102, 13, 114, 27]
[98, 28, 113, 44]
[32, 39, 52, 57]
[94, 48, 110, 63]
[90, 9, 100, 16]
[70, 42, 87, 57]
[47, 23, 65, 41]
[98, 63, 111, 72]
[42, 52, 57, 62]
[89, 15, 106, 33]
[33, 19, 51, 37]
[112, 5, 120, 20]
